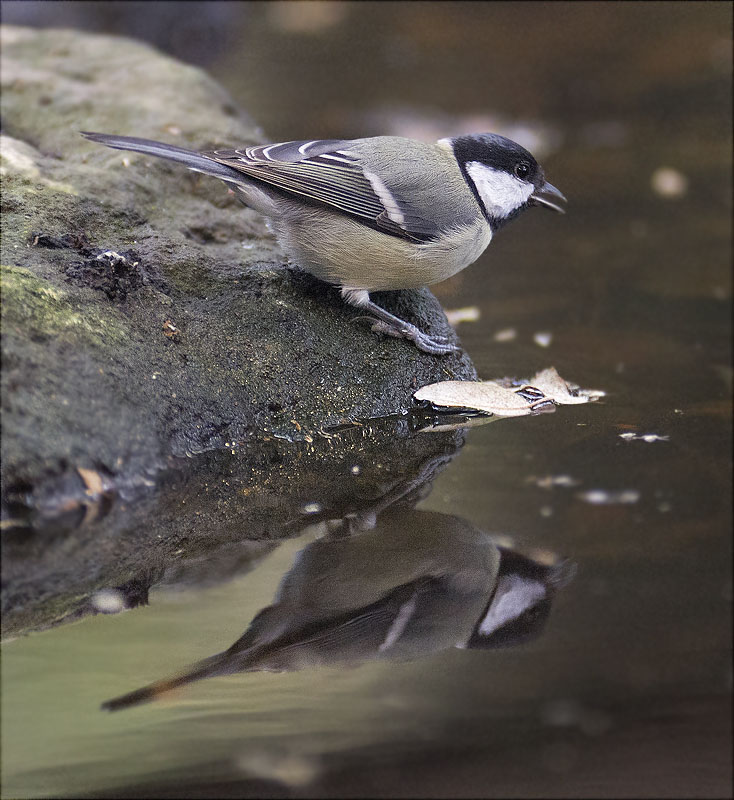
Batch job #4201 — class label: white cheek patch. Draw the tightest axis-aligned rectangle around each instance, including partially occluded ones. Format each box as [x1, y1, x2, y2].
[478, 575, 545, 635]
[465, 161, 534, 220]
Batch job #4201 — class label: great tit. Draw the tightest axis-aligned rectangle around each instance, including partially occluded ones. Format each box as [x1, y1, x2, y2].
[101, 509, 573, 711]
[82, 131, 566, 354]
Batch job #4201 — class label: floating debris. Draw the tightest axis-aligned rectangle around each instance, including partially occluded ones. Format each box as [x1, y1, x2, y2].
[414, 368, 603, 418]
[493, 327, 517, 342]
[576, 489, 640, 505]
[619, 432, 669, 443]
[416, 379, 552, 417]
[528, 475, 581, 489]
[651, 166, 688, 198]
[301, 502, 322, 515]
[529, 368, 605, 404]
[445, 306, 481, 326]
[533, 331, 553, 348]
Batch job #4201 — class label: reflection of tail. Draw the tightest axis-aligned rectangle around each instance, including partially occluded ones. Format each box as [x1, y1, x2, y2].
[101, 651, 237, 712]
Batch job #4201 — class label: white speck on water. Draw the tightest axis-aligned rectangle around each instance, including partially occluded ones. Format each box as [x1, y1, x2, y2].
[445, 306, 481, 326]
[533, 331, 553, 347]
[350, 465, 361, 475]
[302, 502, 322, 515]
[577, 489, 641, 505]
[529, 474, 580, 489]
[493, 327, 517, 342]
[619, 432, 669, 442]
[651, 166, 688, 198]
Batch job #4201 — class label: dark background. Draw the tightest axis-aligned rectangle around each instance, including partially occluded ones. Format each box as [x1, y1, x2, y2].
[1, 2, 731, 798]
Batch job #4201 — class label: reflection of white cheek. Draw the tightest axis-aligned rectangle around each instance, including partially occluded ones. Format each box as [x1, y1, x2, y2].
[466, 162, 534, 220]
[478, 575, 545, 635]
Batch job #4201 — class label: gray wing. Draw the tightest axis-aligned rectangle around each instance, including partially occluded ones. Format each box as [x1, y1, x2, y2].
[203, 139, 436, 243]
[248, 576, 437, 670]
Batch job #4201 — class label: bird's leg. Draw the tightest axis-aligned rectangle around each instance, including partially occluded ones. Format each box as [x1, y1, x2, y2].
[363, 302, 460, 355]
[341, 288, 460, 356]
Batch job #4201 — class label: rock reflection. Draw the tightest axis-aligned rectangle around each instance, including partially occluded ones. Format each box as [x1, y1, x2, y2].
[2, 416, 465, 637]
[102, 507, 574, 711]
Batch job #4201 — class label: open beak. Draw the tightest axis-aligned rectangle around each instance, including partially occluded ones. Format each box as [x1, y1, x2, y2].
[531, 181, 567, 214]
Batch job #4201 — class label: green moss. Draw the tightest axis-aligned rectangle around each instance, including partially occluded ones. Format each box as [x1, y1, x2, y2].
[0, 265, 129, 346]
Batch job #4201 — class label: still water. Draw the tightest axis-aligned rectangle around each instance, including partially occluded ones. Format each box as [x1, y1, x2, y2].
[1, 2, 731, 797]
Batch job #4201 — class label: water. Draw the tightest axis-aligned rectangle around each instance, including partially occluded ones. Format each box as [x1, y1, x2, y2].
[1, 2, 731, 797]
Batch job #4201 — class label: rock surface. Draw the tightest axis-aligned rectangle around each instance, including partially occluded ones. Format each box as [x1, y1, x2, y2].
[0, 27, 475, 636]
[0, 26, 474, 507]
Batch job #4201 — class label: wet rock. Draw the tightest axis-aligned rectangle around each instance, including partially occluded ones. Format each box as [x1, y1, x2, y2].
[1, 416, 466, 637]
[0, 26, 475, 636]
[0, 28, 474, 514]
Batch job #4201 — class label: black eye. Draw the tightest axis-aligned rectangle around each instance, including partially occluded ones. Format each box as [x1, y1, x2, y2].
[514, 161, 531, 179]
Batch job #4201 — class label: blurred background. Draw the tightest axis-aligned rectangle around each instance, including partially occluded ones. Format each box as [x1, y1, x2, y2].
[1, 2, 731, 798]
[4, 1, 729, 141]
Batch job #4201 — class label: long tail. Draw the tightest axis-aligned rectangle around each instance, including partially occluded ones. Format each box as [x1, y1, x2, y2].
[101, 650, 238, 712]
[81, 132, 245, 183]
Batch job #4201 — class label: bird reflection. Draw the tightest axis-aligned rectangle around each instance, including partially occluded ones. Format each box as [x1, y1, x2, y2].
[102, 508, 574, 711]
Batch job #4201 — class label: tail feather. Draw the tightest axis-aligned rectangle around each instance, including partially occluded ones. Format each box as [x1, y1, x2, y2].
[101, 651, 234, 712]
[81, 132, 245, 183]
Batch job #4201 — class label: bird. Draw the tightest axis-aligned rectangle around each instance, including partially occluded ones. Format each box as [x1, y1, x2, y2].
[100, 508, 574, 711]
[81, 131, 566, 355]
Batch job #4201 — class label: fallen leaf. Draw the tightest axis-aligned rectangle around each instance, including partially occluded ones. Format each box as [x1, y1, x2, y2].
[414, 367, 603, 417]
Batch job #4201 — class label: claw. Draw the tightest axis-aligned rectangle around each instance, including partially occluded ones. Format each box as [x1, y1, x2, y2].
[345, 294, 461, 356]
[412, 335, 461, 355]
[367, 318, 458, 354]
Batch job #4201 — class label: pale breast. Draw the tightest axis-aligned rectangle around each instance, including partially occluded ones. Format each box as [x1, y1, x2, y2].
[274, 209, 492, 292]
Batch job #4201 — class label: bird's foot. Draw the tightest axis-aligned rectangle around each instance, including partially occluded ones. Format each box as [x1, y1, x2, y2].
[343, 293, 462, 356]
[369, 319, 460, 355]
